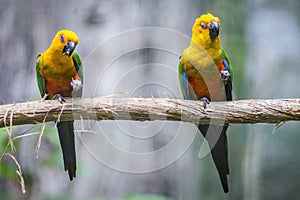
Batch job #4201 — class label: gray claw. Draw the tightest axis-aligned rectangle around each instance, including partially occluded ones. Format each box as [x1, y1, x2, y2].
[53, 94, 66, 104]
[200, 97, 210, 108]
[220, 70, 231, 82]
[71, 78, 82, 92]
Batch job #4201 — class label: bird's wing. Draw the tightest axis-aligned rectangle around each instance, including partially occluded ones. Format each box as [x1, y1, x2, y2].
[72, 51, 83, 97]
[221, 48, 233, 101]
[36, 54, 47, 98]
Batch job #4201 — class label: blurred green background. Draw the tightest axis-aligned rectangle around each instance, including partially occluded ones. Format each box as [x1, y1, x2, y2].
[1, 0, 300, 199]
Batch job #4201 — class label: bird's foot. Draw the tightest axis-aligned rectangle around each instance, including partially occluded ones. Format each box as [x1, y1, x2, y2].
[71, 78, 82, 92]
[200, 97, 210, 108]
[220, 70, 231, 83]
[53, 94, 66, 104]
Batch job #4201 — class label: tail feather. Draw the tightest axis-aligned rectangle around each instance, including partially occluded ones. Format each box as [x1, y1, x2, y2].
[57, 121, 76, 181]
[198, 124, 229, 193]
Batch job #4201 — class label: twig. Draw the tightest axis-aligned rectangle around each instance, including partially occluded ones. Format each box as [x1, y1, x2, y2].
[4, 153, 26, 194]
[3, 109, 15, 152]
[35, 108, 52, 158]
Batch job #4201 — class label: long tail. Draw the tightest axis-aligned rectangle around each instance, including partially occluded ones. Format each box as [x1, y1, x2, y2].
[57, 121, 76, 181]
[198, 124, 229, 193]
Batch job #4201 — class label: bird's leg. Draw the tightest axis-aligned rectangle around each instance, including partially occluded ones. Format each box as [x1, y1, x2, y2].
[53, 94, 66, 104]
[70, 77, 82, 92]
[41, 94, 49, 100]
[200, 97, 210, 108]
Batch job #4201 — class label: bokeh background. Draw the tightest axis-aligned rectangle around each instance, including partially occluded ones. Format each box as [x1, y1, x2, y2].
[1, 0, 300, 199]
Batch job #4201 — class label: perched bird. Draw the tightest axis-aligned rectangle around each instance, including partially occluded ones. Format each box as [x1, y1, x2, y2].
[36, 30, 83, 180]
[178, 13, 233, 193]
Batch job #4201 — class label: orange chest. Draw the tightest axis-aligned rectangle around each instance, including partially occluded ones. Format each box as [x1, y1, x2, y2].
[40, 54, 77, 97]
[182, 57, 226, 101]
[187, 69, 224, 101]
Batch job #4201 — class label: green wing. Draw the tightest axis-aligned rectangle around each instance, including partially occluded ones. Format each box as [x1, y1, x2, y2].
[36, 54, 47, 98]
[178, 59, 189, 99]
[178, 58, 199, 100]
[221, 48, 233, 79]
[221, 48, 233, 101]
[72, 51, 83, 97]
[72, 51, 83, 81]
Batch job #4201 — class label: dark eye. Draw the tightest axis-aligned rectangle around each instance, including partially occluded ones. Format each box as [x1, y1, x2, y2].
[60, 34, 65, 42]
[200, 22, 207, 29]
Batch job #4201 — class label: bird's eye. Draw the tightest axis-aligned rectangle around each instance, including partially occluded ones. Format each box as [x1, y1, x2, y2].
[60, 34, 65, 42]
[200, 22, 207, 29]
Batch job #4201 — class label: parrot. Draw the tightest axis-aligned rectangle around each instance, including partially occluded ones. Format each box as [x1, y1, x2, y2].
[178, 13, 233, 193]
[36, 30, 83, 181]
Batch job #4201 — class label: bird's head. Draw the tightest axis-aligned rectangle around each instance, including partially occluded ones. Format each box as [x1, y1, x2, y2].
[51, 30, 79, 57]
[191, 13, 221, 46]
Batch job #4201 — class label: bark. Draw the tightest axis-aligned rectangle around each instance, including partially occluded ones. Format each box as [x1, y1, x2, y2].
[1, 97, 300, 128]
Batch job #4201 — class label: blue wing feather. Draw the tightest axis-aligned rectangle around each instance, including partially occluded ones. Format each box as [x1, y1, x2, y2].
[221, 48, 232, 77]
[182, 71, 188, 98]
[223, 58, 230, 73]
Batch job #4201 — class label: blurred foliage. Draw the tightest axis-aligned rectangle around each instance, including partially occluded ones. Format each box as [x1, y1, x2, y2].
[45, 194, 105, 200]
[41, 125, 63, 168]
[0, 124, 64, 199]
[123, 193, 173, 200]
[0, 127, 20, 179]
[44, 193, 170, 200]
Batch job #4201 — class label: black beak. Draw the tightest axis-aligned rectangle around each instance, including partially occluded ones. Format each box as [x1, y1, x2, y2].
[209, 21, 219, 40]
[63, 41, 76, 56]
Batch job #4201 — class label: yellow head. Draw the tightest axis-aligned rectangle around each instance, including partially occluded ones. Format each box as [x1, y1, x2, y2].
[49, 30, 79, 57]
[191, 13, 221, 49]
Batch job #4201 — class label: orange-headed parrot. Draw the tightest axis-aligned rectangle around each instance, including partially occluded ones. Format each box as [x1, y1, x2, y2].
[36, 30, 83, 180]
[178, 13, 233, 193]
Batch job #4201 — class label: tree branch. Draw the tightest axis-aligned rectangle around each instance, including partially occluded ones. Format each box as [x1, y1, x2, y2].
[1, 97, 300, 128]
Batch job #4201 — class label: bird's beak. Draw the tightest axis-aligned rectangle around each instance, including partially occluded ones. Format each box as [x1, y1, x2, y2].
[63, 41, 76, 56]
[209, 21, 219, 40]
